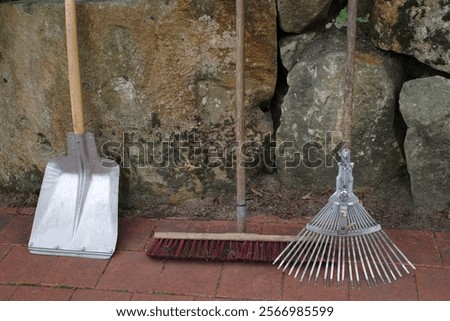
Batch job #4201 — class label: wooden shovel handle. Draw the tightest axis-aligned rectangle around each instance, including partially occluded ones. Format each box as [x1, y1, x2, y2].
[65, 0, 85, 134]
[343, 0, 357, 148]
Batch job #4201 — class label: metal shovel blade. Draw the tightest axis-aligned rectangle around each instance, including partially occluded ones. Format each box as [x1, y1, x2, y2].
[28, 132, 119, 259]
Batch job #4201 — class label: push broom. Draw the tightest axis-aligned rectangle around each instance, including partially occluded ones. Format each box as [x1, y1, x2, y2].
[273, 0, 415, 288]
[146, 0, 294, 262]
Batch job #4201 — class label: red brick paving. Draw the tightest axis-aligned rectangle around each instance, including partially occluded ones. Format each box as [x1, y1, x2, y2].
[157, 260, 222, 297]
[97, 250, 164, 293]
[16, 208, 35, 216]
[117, 217, 157, 251]
[435, 232, 450, 267]
[0, 244, 11, 260]
[0, 210, 449, 301]
[218, 262, 283, 300]
[261, 222, 305, 236]
[347, 272, 418, 300]
[415, 267, 450, 300]
[0, 208, 18, 215]
[0, 214, 12, 231]
[41, 256, 109, 288]
[282, 274, 349, 301]
[71, 289, 132, 301]
[131, 292, 196, 301]
[0, 215, 33, 245]
[386, 229, 442, 267]
[10, 286, 74, 301]
[0, 284, 17, 300]
[0, 246, 55, 284]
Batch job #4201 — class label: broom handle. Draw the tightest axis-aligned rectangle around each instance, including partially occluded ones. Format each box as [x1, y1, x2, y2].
[236, 0, 246, 233]
[343, 0, 357, 149]
[65, 0, 86, 134]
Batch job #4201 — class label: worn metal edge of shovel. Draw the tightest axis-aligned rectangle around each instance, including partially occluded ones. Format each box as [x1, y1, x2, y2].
[28, 133, 119, 259]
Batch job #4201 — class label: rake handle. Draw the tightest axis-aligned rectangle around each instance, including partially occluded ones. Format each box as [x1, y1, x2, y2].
[343, 0, 357, 148]
[236, 0, 246, 233]
[65, 0, 85, 134]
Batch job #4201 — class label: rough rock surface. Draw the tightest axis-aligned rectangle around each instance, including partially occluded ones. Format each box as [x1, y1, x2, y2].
[279, 33, 316, 72]
[277, 0, 333, 33]
[358, 0, 376, 17]
[399, 76, 450, 211]
[276, 29, 405, 190]
[0, 0, 277, 207]
[371, 0, 450, 73]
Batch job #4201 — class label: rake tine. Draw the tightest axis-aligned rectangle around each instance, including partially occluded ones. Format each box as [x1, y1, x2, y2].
[275, 229, 307, 269]
[374, 232, 403, 278]
[314, 234, 331, 285]
[311, 202, 333, 226]
[294, 233, 320, 279]
[350, 236, 361, 288]
[362, 233, 383, 285]
[288, 234, 312, 278]
[273, 238, 295, 266]
[353, 205, 369, 229]
[355, 203, 376, 227]
[341, 236, 347, 288]
[311, 203, 330, 226]
[337, 236, 342, 287]
[369, 233, 398, 282]
[367, 233, 392, 283]
[380, 230, 415, 273]
[303, 234, 325, 283]
[308, 241, 322, 283]
[329, 236, 337, 287]
[347, 236, 354, 288]
[287, 239, 309, 275]
[356, 235, 371, 287]
[323, 235, 333, 286]
[317, 206, 336, 285]
[286, 231, 314, 274]
[282, 230, 310, 273]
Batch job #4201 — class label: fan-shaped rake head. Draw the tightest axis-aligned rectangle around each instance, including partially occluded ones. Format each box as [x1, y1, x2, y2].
[273, 149, 415, 288]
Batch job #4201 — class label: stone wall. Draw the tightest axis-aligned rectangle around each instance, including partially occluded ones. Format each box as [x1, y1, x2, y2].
[274, 0, 449, 211]
[0, 0, 449, 211]
[0, 0, 276, 207]
[277, 29, 405, 190]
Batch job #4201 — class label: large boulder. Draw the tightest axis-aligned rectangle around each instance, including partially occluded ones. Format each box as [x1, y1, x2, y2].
[277, 0, 333, 34]
[371, 0, 450, 73]
[399, 76, 450, 211]
[276, 28, 405, 190]
[0, 0, 277, 207]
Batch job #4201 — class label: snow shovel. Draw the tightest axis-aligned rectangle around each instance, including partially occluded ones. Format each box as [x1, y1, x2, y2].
[28, 0, 119, 259]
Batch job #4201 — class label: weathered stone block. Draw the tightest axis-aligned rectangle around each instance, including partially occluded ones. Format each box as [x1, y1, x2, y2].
[372, 0, 450, 73]
[276, 29, 405, 190]
[279, 32, 316, 72]
[277, 0, 333, 33]
[399, 76, 450, 211]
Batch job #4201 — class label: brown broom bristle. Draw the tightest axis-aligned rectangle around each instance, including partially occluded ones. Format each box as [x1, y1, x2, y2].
[147, 238, 290, 262]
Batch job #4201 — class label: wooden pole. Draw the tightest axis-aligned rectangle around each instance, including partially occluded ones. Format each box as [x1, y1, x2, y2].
[65, 0, 85, 134]
[235, 0, 246, 233]
[342, 0, 357, 148]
